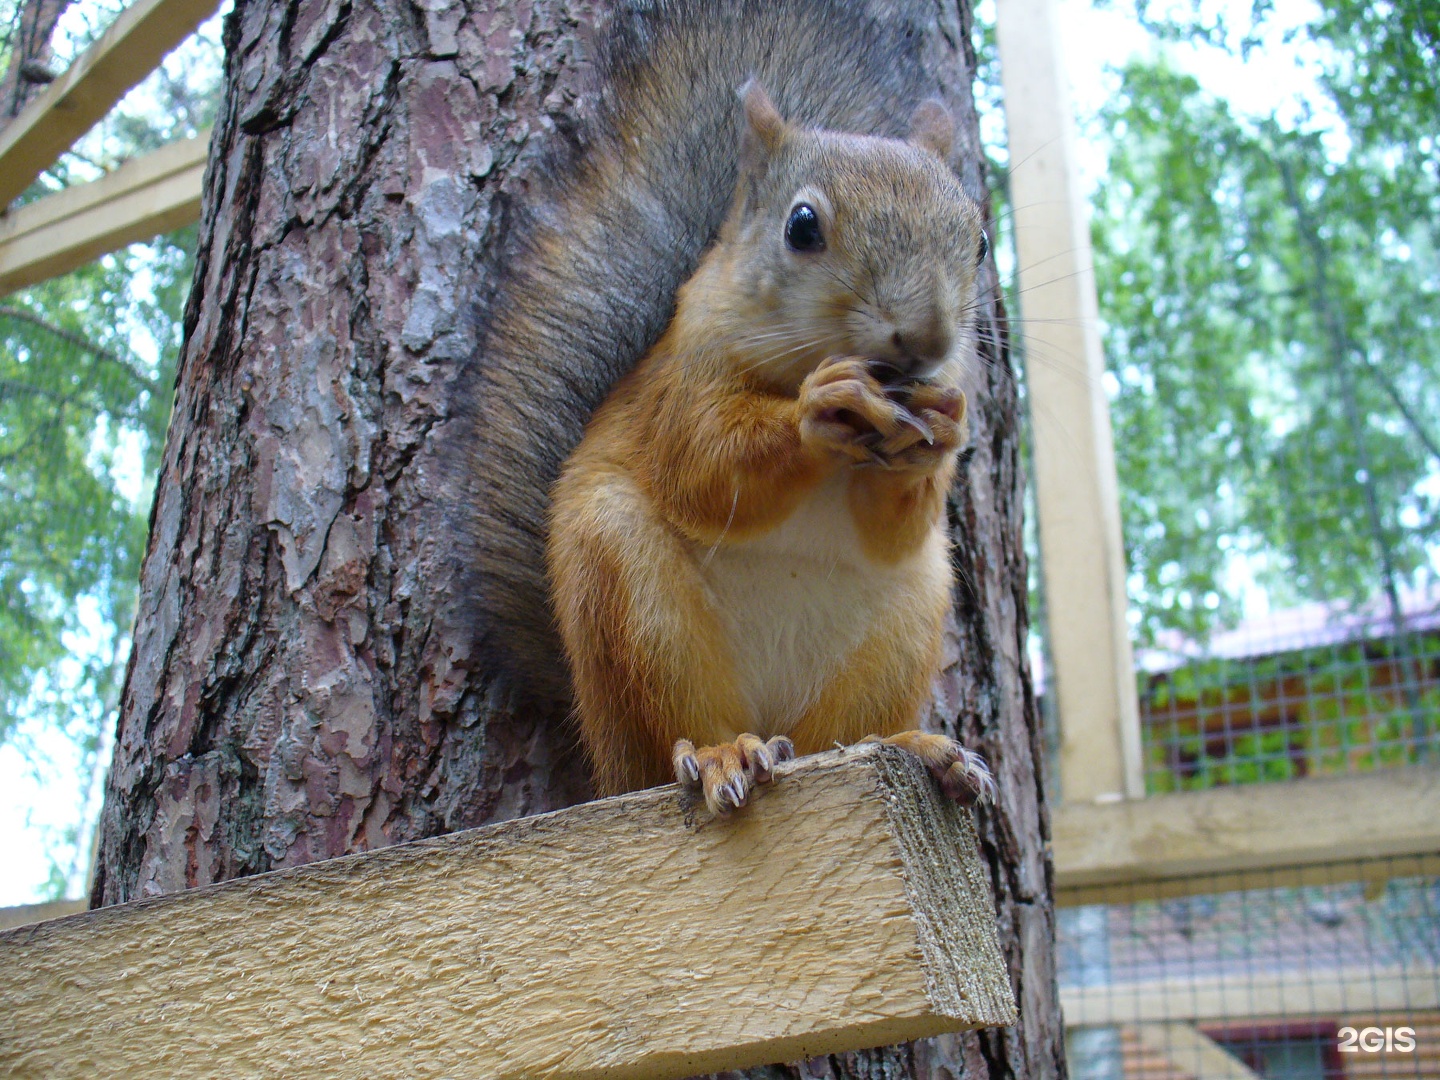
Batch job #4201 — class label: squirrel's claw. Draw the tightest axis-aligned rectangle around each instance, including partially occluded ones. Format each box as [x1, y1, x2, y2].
[673, 739, 702, 785]
[799, 356, 953, 466]
[672, 733, 795, 815]
[894, 409, 935, 445]
[865, 730, 996, 807]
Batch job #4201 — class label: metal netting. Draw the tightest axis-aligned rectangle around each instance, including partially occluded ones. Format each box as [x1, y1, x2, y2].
[1138, 601, 1440, 794]
[1060, 858, 1440, 1079]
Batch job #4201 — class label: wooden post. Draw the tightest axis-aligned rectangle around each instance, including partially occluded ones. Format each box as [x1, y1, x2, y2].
[0, 0, 219, 208]
[0, 132, 206, 295]
[0, 899, 84, 931]
[995, 0, 1145, 802]
[0, 745, 1015, 1079]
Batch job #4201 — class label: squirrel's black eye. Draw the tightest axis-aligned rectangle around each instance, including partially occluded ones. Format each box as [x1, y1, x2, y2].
[976, 229, 990, 267]
[785, 203, 824, 252]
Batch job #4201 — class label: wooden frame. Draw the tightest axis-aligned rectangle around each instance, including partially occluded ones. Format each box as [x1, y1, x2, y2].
[1133, 1024, 1263, 1080]
[1063, 966, 1438, 1025]
[9, 767, 1433, 926]
[0, 898, 84, 931]
[0, 746, 1016, 1079]
[994, 0, 1145, 803]
[0, 0, 1433, 969]
[0, 0, 220, 208]
[1053, 767, 1440, 906]
[0, 132, 207, 295]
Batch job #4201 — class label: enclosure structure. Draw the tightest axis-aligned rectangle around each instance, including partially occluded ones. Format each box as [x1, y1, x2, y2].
[1, 0, 1438, 1076]
[994, 1, 1440, 1076]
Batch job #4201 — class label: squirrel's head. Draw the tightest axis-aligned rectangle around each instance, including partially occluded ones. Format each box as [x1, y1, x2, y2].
[701, 82, 989, 390]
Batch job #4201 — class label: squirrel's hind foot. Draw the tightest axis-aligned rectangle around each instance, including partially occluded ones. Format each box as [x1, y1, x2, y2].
[673, 734, 796, 815]
[865, 730, 995, 806]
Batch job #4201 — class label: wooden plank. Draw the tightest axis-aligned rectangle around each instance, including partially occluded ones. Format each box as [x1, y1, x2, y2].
[0, 133, 207, 294]
[1133, 1023, 1263, 1080]
[0, 745, 1015, 1080]
[0, 0, 220, 208]
[1058, 853, 1440, 908]
[1054, 767, 1440, 906]
[1064, 966, 1439, 1026]
[0, 899, 85, 931]
[995, 0, 1144, 801]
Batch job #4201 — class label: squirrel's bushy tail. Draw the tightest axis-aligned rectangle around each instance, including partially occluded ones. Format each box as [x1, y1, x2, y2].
[452, 0, 945, 707]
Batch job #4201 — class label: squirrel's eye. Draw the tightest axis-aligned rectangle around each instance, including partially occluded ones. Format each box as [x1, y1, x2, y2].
[976, 229, 990, 267]
[785, 204, 824, 252]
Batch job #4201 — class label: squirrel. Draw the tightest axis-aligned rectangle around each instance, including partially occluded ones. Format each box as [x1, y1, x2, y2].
[453, 0, 995, 813]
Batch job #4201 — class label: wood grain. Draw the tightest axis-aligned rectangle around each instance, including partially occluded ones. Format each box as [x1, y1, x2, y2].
[0, 745, 1014, 1079]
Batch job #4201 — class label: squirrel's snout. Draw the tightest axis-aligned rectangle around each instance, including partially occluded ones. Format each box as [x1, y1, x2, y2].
[886, 315, 953, 374]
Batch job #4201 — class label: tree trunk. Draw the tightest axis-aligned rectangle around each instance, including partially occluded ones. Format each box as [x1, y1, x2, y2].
[90, 0, 1062, 1076]
[0, 0, 70, 130]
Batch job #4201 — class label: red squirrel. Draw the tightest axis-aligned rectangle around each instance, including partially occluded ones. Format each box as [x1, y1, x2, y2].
[546, 83, 995, 815]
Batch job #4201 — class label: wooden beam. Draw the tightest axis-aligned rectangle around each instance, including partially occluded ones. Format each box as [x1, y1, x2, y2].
[0, 899, 85, 931]
[0, 132, 207, 295]
[1133, 1023, 1263, 1080]
[995, 0, 1144, 801]
[0, 0, 220, 208]
[1058, 853, 1440, 908]
[1064, 966, 1438, 1026]
[1054, 767, 1440, 906]
[0, 745, 1015, 1080]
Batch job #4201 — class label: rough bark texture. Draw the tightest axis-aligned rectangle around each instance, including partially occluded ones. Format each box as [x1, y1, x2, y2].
[0, 0, 70, 132]
[90, 0, 1061, 1076]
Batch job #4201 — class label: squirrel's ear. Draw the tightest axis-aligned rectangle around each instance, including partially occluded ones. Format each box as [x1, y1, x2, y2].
[907, 98, 954, 161]
[739, 79, 787, 170]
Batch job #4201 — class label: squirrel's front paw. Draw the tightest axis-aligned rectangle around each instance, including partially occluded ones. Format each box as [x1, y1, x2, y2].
[864, 730, 995, 806]
[673, 733, 795, 815]
[798, 356, 934, 465]
[878, 381, 968, 468]
[799, 357, 965, 469]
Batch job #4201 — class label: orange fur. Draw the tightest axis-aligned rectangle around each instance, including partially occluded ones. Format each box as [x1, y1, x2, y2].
[546, 88, 993, 812]
[549, 314, 958, 798]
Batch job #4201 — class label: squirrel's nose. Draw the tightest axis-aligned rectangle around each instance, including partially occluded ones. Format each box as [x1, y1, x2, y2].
[890, 315, 952, 369]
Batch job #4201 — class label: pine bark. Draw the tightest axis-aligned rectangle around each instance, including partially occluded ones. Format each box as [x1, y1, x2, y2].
[0, 0, 70, 129]
[90, 0, 1062, 1076]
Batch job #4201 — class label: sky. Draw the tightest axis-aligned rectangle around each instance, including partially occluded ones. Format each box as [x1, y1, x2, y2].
[0, 0, 1348, 907]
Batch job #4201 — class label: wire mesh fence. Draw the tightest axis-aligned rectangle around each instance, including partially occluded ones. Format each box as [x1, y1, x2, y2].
[1060, 857, 1440, 1079]
[1137, 596, 1440, 794]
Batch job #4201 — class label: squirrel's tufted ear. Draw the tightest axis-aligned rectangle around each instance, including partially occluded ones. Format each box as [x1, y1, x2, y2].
[906, 98, 954, 161]
[738, 79, 787, 172]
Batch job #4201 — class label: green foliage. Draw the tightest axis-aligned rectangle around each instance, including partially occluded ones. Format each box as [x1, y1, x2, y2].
[1139, 633, 1440, 792]
[0, 0, 221, 898]
[1092, 1, 1440, 645]
[0, 230, 192, 746]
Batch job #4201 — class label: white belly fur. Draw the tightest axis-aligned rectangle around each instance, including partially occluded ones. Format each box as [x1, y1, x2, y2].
[696, 473, 947, 731]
